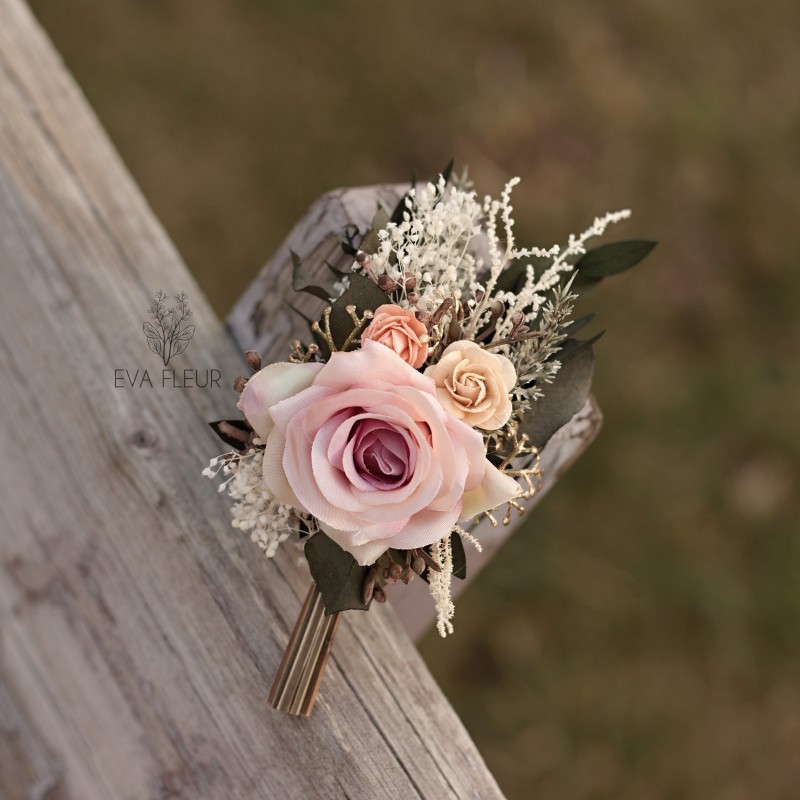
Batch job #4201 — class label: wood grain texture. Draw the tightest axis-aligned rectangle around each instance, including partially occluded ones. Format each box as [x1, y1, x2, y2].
[0, 1, 504, 798]
[227, 189, 604, 641]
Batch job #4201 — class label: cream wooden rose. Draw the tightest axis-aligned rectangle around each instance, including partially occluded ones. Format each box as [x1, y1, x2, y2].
[424, 340, 516, 430]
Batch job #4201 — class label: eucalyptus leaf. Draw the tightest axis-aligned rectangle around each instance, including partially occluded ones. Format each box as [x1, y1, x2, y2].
[291, 250, 335, 302]
[494, 260, 528, 294]
[519, 339, 596, 448]
[360, 207, 390, 255]
[390, 190, 411, 225]
[326, 260, 349, 277]
[561, 313, 597, 338]
[440, 157, 455, 185]
[337, 223, 360, 256]
[494, 255, 554, 295]
[576, 240, 656, 279]
[571, 273, 604, 296]
[556, 331, 604, 363]
[305, 532, 370, 615]
[325, 273, 389, 351]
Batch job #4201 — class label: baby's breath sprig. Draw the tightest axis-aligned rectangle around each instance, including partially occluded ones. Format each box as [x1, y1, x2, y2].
[203, 447, 310, 558]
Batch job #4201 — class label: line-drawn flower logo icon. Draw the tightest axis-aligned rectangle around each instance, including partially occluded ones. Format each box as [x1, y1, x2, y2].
[143, 290, 195, 365]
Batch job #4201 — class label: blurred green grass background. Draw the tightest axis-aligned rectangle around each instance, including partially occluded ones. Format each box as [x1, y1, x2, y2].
[29, 0, 800, 796]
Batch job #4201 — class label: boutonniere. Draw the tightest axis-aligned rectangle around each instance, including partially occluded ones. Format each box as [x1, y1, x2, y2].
[205, 167, 655, 715]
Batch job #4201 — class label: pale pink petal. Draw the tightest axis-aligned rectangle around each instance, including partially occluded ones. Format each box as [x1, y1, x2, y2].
[445, 415, 486, 493]
[269, 384, 334, 432]
[349, 517, 411, 545]
[318, 339, 435, 396]
[460, 461, 521, 520]
[318, 527, 397, 567]
[384, 503, 463, 553]
[480, 395, 513, 431]
[237, 361, 323, 440]
[284, 410, 366, 529]
[309, 412, 370, 514]
[262, 428, 303, 509]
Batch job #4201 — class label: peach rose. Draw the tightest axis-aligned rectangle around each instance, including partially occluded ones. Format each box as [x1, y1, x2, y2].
[238, 340, 520, 565]
[424, 340, 516, 430]
[360, 304, 428, 368]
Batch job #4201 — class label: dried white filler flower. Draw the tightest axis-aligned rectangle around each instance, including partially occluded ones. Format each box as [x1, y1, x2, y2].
[204, 449, 306, 558]
[428, 528, 484, 637]
[354, 176, 630, 410]
[429, 534, 455, 638]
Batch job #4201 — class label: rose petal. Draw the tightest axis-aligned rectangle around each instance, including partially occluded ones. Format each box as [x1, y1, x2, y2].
[382, 503, 463, 553]
[318, 339, 435, 396]
[319, 525, 399, 567]
[263, 427, 303, 509]
[460, 461, 521, 519]
[238, 361, 324, 440]
[481, 395, 514, 431]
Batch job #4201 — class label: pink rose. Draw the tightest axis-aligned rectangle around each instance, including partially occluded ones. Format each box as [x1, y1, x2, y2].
[238, 340, 520, 565]
[360, 304, 429, 368]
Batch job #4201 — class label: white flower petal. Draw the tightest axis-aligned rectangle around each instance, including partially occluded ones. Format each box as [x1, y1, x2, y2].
[460, 461, 521, 520]
[237, 361, 323, 439]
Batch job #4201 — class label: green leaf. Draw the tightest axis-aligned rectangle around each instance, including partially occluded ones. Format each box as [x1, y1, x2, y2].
[556, 331, 605, 363]
[291, 250, 335, 302]
[494, 260, 528, 294]
[337, 223, 360, 256]
[519, 339, 596, 448]
[360, 207, 390, 255]
[390, 190, 411, 225]
[286, 301, 316, 326]
[576, 240, 657, 279]
[561, 313, 597, 338]
[451, 532, 467, 580]
[305, 532, 370, 615]
[389, 160, 454, 226]
[325, 273, 389, 352]
[326, 260, 349, 277]
[571, 273, 604, 296]
[440, 157, 455, 185]
[494, 255, 554, 295]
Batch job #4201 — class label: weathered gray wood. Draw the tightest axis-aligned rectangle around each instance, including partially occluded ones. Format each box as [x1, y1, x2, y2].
[0, 2, 504, 798]
[227, 183, 408, 364]
[228, 188, 604, 640]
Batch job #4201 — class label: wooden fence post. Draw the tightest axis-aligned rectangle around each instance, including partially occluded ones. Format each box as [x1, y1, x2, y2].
[0, 1, 506, 796]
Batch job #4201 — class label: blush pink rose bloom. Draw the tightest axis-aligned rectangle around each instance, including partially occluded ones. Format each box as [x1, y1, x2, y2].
[238, 340, 520, 565]
[360, 303, 429, 368]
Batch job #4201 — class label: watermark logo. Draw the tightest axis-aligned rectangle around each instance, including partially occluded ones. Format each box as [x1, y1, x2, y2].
[114, 289, 220, 390]
[143, 290, 195, 366]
